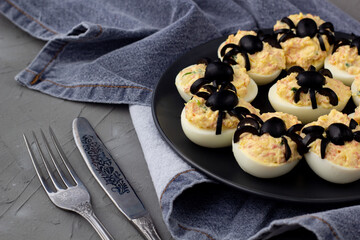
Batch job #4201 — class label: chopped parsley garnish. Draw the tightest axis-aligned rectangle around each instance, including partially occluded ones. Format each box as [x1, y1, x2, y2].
[345, 63, 351, 67]
[291, 87, 298, 93]
[182, 71, 194, 77]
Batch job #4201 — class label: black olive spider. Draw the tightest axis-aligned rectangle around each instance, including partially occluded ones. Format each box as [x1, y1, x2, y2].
[332, 34, 360, 55]
[189, 58, 239, 135]
[219, 31, 280, 71]
[233, 115, 306, 161]
[287, 65, 338, 109]
[302, 119, 360, 158]
[274, 17, 335, 51]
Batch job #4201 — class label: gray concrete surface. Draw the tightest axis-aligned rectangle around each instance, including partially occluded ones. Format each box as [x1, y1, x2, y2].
[0, 14, 172, 240]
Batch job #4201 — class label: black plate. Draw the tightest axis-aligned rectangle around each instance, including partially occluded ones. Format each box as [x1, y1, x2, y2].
[152, 32, 360, 203]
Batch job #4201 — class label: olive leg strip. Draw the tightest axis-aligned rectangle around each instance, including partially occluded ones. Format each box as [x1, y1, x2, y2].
[241, 52, 251, 71]
[319, 22, 334, 32]
[223, 49, 239, 65]
[190, 78, 210, 94]
[288, 123, 304, 134]
[287, 66, 304, 75]
[282, 136, 291, 161]
[195, 92, 210, 100]
[274, 28, 292, 35]
[228, 107, 250, 120]
[320, 138, 330, 159]
[353, 131, 360, 142]
[233, 126, 259, 143]
[279, 32, 296, 43]
[215, 111, 225, 135]
[317, 34, 326, 51]
[249, 114, 264, 125]
[350, 119, 359, 129]
[317, 88, 338, 106]
[319, 68, 333, 78]
[237, 117, 261, 130]
[302, 133, 323, 146]
[281, 17, 295, 29]
[302, 125, 325, 135]
[294, 87, 308, 103]
[288, 132, 307, 155]
[309, 88, 317, 109]
[220, 43, 241, 57]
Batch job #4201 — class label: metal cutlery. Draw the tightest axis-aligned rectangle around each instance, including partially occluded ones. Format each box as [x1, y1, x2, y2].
[72, 117, 161, 240]
[23, 128, 114, 240]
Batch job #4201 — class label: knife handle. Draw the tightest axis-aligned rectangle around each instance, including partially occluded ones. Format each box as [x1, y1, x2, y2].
[132, 214, 162, 240]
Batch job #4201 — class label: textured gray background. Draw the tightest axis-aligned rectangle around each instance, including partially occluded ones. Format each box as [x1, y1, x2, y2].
[0, 14, 172, 240]
[0, 1, 359, 240]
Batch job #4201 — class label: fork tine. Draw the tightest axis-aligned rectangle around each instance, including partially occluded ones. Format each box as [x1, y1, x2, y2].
[32, 130, 63, 191]
[23, 133, 53, 193]
[40, 129, 72, 188]
[49, 127, 81, 185]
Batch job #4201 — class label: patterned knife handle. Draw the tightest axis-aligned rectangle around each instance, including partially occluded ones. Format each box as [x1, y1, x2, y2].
[132, 214, 162, 240]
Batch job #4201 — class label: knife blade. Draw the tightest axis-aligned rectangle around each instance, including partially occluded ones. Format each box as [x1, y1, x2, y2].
[72, 117, 161, 240]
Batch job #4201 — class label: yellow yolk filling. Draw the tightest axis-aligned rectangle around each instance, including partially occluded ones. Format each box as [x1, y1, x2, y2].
[328, 45, 360, 75]
[273, 12, 325, 31]
[223, 30, 285, 75]
[304, 110, 360, 168]
[184, 96, 259, 130]
[273, 13, 332, 69]
[177, 64, 250, 99]
[280, 37, 329, 69]
[237, 112, 302, 165]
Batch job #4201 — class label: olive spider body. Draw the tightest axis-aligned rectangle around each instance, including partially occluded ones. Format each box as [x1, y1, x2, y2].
[287, 65, 338, 109]
[189, 58, 240, 135]
[302, 119, 360, 158]
[275, 17, 335, 51]
[233, 116, 305, 161]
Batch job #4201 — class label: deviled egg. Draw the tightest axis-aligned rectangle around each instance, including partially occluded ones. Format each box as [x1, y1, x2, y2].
[302, 110, 360, 184]
[181, 95, 259, 148]
[175, 61, 257, 102]
[351, 74, 360, 106]
[324, 37, 360, 86]
[217, 30, 285, 85]
[350, 106, 360, 123]
[232, 112, 303, 178]
[268, 66, 351, 123]
[273, 12, 334, 70]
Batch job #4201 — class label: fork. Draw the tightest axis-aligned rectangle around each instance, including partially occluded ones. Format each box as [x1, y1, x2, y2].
[23, 127, 114, 240]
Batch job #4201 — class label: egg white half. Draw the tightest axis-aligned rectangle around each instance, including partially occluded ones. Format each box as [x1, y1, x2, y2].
[232, 140, 300, 178]
[217, 41, 282, 85]
[305, 151, 360, 184]
[243, 78, 258, 102]
[268, 84, 349, 123]
[181, 108, 235, 148]
[324, 56, 355, 86]
[351, 80, 360, 106]
[175, 66, 258, 103]
[175, 64, 199, 102]
[247, 70, 282, 86]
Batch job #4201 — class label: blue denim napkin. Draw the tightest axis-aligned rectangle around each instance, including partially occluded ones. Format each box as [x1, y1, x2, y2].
[2, 0, 360, 239]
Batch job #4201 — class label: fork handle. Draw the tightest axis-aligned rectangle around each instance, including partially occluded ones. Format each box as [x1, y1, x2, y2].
[80, 208, 114, 240]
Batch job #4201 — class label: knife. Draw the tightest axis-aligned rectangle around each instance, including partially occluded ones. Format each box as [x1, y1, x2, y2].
[72, 117, 161, 240]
